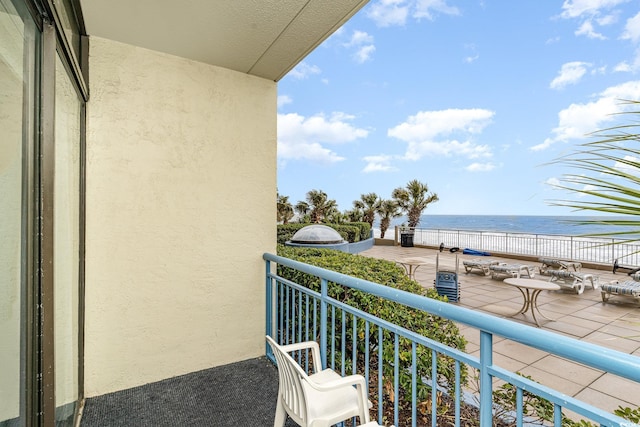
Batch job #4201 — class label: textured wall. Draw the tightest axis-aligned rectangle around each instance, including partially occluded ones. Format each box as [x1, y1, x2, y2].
[84, 37, 276, 396]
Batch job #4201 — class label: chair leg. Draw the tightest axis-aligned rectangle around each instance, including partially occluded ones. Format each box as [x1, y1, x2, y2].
[273, 394, 287, 427]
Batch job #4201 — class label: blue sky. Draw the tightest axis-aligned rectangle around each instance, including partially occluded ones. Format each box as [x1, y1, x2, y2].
[276, 0, 640, 216]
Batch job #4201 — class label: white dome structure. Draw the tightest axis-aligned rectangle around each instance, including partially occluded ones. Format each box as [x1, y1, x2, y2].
[290, 225, 345, 244]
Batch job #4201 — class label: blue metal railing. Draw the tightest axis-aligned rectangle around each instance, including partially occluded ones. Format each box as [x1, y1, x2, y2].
[397, 227, 640, 265]
[264, 252, 640, 427]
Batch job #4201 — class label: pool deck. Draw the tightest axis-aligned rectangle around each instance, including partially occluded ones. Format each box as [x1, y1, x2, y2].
[359, 244, 640, 415]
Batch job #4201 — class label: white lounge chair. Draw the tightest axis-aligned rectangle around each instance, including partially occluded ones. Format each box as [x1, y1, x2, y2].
[266, 335, 371, 427]
[463, 259, 499, 275]
[539, 257, 582, 274]
[489, 263, 536, 279]
[544, 269, 599, 295]
[601, 280, 640, 303]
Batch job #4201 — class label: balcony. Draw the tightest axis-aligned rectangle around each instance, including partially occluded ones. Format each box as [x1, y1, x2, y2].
[81, 245, 640, 426]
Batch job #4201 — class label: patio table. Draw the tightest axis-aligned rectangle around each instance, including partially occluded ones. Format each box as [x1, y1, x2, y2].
[503, 278, 560, 327]
[396, 257, 431, 280]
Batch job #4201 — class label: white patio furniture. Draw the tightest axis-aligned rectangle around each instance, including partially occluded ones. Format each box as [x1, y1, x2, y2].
[601, 280, 640, 303]
[266, 335, 371, 427]
[503, 278, 561, 327]
[539, 257, 582, 274]
[462, 258, 499, 275]
[544, 269, 599, 295]
[489, 263, 536, 279]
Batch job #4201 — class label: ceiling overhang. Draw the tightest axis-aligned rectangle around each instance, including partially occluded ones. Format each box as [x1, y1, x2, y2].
[78, 0, 369, 81]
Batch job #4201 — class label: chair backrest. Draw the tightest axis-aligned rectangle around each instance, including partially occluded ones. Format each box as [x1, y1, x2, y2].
[266, 336, 310, 425]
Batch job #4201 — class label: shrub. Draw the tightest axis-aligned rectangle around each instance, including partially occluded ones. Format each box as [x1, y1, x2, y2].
[275, 245, 467, 424]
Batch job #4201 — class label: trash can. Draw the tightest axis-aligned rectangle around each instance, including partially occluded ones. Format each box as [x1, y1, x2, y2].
[400, 232, 414, 247]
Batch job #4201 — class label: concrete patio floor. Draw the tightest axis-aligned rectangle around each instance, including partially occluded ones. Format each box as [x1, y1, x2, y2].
[359, 244, 640, 416]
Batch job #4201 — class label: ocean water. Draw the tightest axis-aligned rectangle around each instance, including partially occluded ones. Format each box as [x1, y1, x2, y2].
[386, 215, 640, 237]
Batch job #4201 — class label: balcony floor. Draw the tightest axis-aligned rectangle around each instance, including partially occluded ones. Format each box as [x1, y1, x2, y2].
[80, 357, 297, 426]
[360, 244, 640, 415]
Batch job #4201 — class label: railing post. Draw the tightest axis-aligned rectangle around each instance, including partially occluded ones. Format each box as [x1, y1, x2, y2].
[570, 236, 574, 260]
[479, 331, 493, 427]
[265, 260, 273, 358]
[320, 277, 328, 369]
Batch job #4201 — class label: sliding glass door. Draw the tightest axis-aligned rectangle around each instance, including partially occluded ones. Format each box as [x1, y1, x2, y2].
[0, 0, 37, 425]
[1, 0, 86, 424]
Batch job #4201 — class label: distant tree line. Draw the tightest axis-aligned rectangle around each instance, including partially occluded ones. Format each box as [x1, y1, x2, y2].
[277, 179, 438, 238]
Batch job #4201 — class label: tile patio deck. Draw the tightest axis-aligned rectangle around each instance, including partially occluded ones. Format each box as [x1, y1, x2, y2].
[359, 244, 640, 415]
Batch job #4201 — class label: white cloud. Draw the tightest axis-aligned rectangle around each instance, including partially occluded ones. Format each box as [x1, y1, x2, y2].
[345, 30, 374, 47]
[532, 80, 640, 151]
[550, 61, 591, 89]
[559, 0, 628, 41]
[277, 112, 369, 164]
[597, 13, 619, 26]
[465, 162, 496, 172]
[367, 0, 409, 27]
[288, 62, 321, 80]
[614, 47, 640, 72]
[559, 0, 628, 20]
[354, 45, 376, 63]
[463, 43, 479, 63]
[545, 177, 561, 187]
[366, 0, 459, 26]
[575, 20, 606, 39]
[613, 155, 640, 175]
[362, 155, 397, 173]
[277, 95, 292, 109]
[342, 30, 376, 63]
[414, 0, 460, 20]
[388, 108, 495, 160]
[621, 11, 640, 43]
[464, 54, 479, 64]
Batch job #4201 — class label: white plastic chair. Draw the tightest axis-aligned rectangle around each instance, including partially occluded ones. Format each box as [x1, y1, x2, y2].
[266, 335, 371, 427]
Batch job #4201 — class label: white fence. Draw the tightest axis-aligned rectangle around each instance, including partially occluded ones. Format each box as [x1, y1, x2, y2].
[397, 227, 640, 266]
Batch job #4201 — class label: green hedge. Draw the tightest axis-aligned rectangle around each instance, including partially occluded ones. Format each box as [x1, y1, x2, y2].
[276, 245, 467, 416]
[277, 222, 372, 244]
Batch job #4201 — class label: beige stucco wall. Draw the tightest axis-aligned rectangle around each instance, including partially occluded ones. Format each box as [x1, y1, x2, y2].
[84, 37, 276, 397]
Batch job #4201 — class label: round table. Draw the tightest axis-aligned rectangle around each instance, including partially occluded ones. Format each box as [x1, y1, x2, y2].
[503, 278, 560, 327]
[396, 257, 431, 280]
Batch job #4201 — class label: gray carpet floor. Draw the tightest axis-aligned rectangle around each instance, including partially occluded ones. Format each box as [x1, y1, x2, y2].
[80, 356, 298, 426]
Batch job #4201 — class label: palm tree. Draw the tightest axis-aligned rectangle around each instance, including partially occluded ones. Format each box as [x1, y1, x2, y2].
[344, 208, 364, 223]
[305, 189, 337, 223]
[353, 192, 380, 227]
[392, 179, 439, 228]
[549, 100, 640, 240]
[276, 194, 294, 224]
[325, 209, 345, 224]
[294, 201, 310, 223]
[376, 199, 402, 238]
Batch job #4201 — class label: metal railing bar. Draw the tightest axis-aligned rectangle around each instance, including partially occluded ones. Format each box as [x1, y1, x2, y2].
[265, 254, 640, 382]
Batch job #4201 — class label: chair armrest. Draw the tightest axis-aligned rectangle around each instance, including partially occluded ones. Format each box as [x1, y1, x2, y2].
[307, 372, 367, 392]
[307, 373, 371, 423]
[279, 340, 322, 373]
